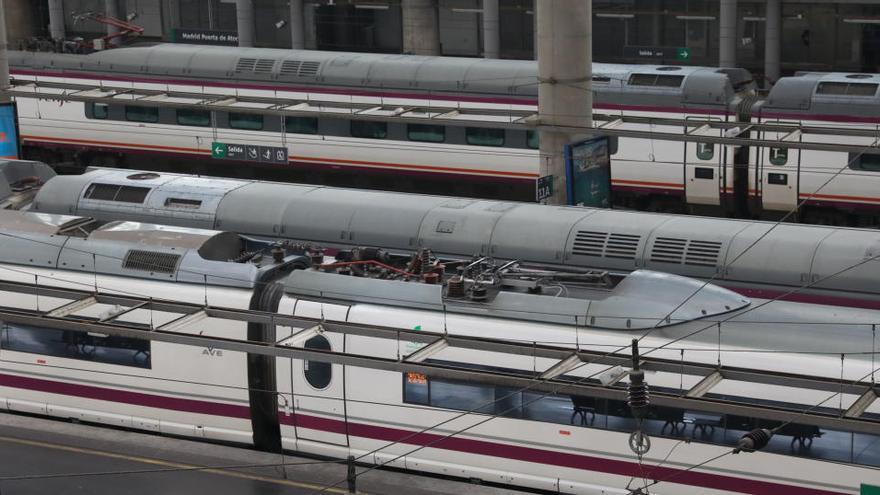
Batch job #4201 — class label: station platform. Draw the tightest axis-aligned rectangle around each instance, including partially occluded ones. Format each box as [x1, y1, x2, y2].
[0, 413, 529, 495]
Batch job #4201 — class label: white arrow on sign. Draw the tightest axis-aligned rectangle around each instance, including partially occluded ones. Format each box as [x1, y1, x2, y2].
[214, 145, 224, 154]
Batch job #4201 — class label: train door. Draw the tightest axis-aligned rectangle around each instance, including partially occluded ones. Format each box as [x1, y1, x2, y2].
[289, 301, 349, 450]
[684, 120, 722, 207]
[759, 122, 800, 213]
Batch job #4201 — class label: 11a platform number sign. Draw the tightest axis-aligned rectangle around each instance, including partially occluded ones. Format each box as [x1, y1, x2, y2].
[536, 175, 553, 201]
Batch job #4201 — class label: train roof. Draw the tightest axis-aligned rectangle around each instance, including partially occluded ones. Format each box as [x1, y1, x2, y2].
[761, 72, 880, 116]
[31, 168, 880, 300]
[0, 209, 294, 288]
[10, 44, 753, 107]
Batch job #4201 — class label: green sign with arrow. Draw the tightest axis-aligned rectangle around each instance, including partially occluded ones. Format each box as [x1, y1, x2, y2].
[211, 142, 227, 159]
[677, 47, 692, 61]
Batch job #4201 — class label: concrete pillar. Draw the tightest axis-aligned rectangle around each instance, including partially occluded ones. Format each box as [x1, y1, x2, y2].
[235, 0, 255, 47]
[105, 0, 120, 47]
[764, 0, 781, 85]
[3, 0, 34, 45]
[402, 0, 440, 56]
[537, 0, 592, 205]
[48, 0, 65, 40]
[0, 0, 9, 95]
[303, 2, 317, 49]
[290, 0, 305, 50]
[719, 0, 737, 67]
[482, 0, 499, 58]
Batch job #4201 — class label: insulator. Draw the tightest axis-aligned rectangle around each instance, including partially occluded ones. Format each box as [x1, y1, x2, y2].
[271, 246, 285, 263]
[446, 276, 465, 298]
[627, 370, 650, 420]
[733, 428, 773, 454]
[627, 339, 650, 420]
[419, 249, 432, 274]
[408, 252, 423, 275]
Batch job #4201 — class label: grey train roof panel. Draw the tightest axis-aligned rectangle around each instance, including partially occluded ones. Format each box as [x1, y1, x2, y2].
[30, 169, 880, 304]
[10, 44, 750, 108]
[0, 208, 273, 288]
[759, 72, 880, 116]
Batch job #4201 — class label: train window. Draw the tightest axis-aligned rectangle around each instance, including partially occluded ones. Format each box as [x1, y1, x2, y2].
[92, 103, 109, 120]
[83, 184, 150, 203]
[115, 186, 151, 203]
[407, 124, 445, 143]
[84, 183, 120, 201]
[125, 105, 159, 123]
[817, 82, 879, 97]
[466, 127, 505, 147]
[769, 147, 788, 166]
[285, 116, 318, 134]
[628, 74, 684, 88]
[526, 130, 539, 150]
[350, 120, 387, 139]
[404, 372, 429, 405]
[852, 153, 880, 172]
[165, 198, 202, 209]
[1, 322, 151, 369]
[696, 142, 714, 160]
[303, 335, 332, 389]
[229, 113, 264, 130]
[177, 109, 211, 127]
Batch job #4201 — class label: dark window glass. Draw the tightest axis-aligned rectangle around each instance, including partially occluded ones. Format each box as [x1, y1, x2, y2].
[627, 74, 684, 87]
[404, 372, 429, 405]
[165, 198, 202, 209]
[407, 124, 445, 143]
[84, 183, 120, 201]
[125, 105, 159, 123]
[114, 186, 150, 203]
[526, 130, 539, 150]
[769, 147, 788, 166]
[817, 82, 878, 96]
[1, 322, 150, 369]
[303, 335, 331, 389]
[466, 127, 505, 147]
[229, 112, 264, 130]
[350, 120, 387, 139]
[853, 153, 880, 172]
[92, 103, 109, 120]
[285, 116, 318, 134]
[83, 183, 150, 203]
[696, 142, 714, 160]
[177, 109, 211, 127]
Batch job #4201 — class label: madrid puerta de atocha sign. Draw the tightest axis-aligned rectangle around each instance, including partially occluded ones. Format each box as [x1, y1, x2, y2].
[173, 29, 239, 46]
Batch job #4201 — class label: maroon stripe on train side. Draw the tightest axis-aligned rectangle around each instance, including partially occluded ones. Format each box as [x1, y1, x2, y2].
[0, 372, 251, 419]
[0, 372, 849, 494]
[726, 286, 880, 310]
[283, 413, 844, 495]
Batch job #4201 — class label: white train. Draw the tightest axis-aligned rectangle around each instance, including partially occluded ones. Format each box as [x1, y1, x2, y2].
[0, 208, 877, 494]
[10, 44, 880, 225]
[29, 167, 880, 311]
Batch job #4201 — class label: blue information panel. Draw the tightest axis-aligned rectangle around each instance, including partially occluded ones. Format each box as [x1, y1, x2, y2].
[0, 102, 20, 159]
[564, 136, 611, 207]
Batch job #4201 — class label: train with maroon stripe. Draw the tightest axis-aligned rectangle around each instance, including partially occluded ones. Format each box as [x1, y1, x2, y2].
[0, 206, 876, 494]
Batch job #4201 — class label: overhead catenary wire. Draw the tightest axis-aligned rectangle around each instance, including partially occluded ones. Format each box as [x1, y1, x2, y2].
[300, 127, 880, 494]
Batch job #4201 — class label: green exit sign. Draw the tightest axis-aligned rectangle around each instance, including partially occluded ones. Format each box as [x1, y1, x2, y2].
[862, 483, 880, 495]
[677, 47, 691, 60]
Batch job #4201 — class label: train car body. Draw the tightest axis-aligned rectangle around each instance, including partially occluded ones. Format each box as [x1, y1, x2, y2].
[0, 209, 877, 494]
[9, 44, 759, 213]
[31, 168, 880, 311]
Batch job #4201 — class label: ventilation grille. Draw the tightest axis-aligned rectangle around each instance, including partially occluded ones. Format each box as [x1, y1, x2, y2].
[254, 58, 276, 73]
[650, 238, 722, 267]
[571, 231, 640, 260]
[123, 250, 180, 274]
[280, 60, 321, 77]
[280, 60, 301, 75]
[235, 58, 257, 73]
